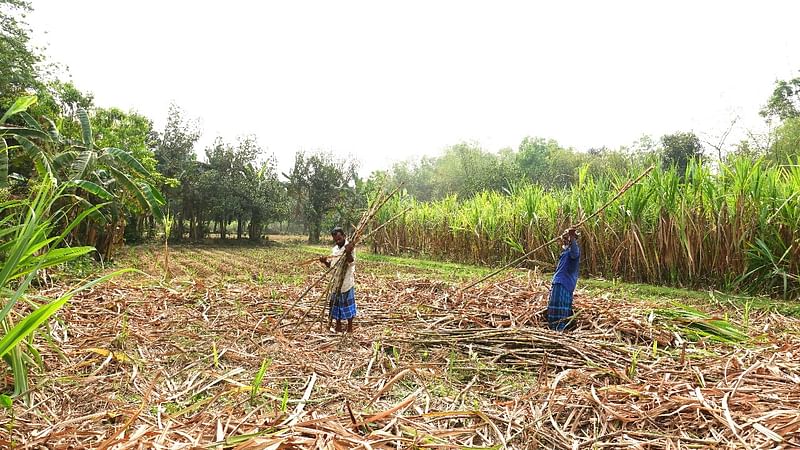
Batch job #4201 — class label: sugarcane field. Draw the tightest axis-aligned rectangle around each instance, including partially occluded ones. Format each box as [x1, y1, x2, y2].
[3, 2, 800, 449]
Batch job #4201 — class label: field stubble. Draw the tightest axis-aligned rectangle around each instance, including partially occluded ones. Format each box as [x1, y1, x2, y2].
[1, 243, 799, 449]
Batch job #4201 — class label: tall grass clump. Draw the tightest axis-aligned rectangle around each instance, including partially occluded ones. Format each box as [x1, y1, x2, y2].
[0, 179, 132, 405]
[372, 158, 800, 299]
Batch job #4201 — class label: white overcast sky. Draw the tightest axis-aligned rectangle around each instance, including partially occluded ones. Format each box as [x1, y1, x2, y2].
[29, 1, 800, 175]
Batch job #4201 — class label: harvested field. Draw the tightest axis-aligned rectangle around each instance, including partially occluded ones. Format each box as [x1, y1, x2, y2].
[2, 243, 800, 449]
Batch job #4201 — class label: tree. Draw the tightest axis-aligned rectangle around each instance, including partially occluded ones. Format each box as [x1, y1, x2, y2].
[516, 137, 554, 185]
[154, 103, 201, 240]
[286, 151, 356, 244]
[390, 157, 436, 201]
[43, 80, 95, 118]
[90, 107, 170, 242]
[769, 117, 800, 165]
[0, 0, 44, 108]
[241, 157, 288, 241]
[761, 75, 800, 122]
[91, 108, 161, 180]
[201, 136, 258, 239]
[516, 137, 583, 188]
[41, 99, 167, 250]
[434, 142, 508, 198]
[583, 147, 638, 179]
[58, 109, 164, 257]
[660, 132, 705, 175]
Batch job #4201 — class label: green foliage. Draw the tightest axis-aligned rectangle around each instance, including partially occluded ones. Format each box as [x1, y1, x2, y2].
[0, 393, 11, 409]
[163, 209, 174, 240]
[628, 349, 640, 380]
[243, 157, 288, 241]
[1, 95, 166, 261]
[739, 238, 799, 300]
[372, 158, 800, 299]
[433, 142, 514, 198]
[761, 75, 800, 121]
[379, 136, 652, 203]
[150, 105, 290, 243]
[388, 157, 436, 201]
[758, 74, 800, 165]
[654, 304, 749, 344]
[250, 357, 271, 405]
[769, 117, 800, 165]
[660, 132, 705, 175]
[153, 103, 202, 240]
[0, 95, 37, 124]
[199, 136, 287, 240]
[0, 176, 132, 404]
[286, 151, 357, 243]
[517, 137, 584, 188]
[47, 80, 95, 118]
[66, 110, 164, 226]
[0, 0, 44, 108]
[280, 380, 289, 412]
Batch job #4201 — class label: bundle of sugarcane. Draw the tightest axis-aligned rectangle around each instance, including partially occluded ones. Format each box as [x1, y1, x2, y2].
[292, 188, 400, 329]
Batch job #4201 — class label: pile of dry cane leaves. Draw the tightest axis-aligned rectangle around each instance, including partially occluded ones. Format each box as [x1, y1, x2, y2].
[2, 247, 799, 449]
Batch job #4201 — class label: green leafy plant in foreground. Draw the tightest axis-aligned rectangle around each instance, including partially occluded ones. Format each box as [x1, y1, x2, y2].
[251, 357, 271, 406]
[1, 97, 133, 405]
[0, 178, 133, 405]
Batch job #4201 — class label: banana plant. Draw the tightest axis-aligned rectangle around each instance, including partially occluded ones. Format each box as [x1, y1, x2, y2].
[1, 96, 55, 188]
[2, 97, 163, 221]
[3, 97, 164, 262]
[67, 108, 164, 221]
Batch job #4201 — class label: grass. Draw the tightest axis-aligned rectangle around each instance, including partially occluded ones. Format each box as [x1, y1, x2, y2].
[251, 358, 271, 405]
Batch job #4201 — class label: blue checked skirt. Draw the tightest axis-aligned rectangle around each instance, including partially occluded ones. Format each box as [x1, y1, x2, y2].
[547, 283, 574, 331]
[330, 287, 357, 320]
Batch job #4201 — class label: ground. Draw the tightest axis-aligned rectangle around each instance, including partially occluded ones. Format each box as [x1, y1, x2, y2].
[2, 238, 799, 449]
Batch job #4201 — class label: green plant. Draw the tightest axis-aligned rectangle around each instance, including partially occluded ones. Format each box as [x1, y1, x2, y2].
[0, 393, 13, 442]
[112, 311, 129, 349]
[739, 238, 799, 299]
[371, 158, 800, 299]
[654, 304, 749, 344]
[162, 209, 174, 281]
[250, 357, 271, 405]
[280, 381, 289, 412]
[1, 95, 137, 404]
[628, 349, 640, 380]
[0, 178, 132, 404]
[254, 272, 266, 285]
[743, 300, 752, 331]
[2, 95, 165, 261]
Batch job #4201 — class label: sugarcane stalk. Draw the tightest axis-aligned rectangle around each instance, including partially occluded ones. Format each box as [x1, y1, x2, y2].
[290, 186, 401, 330]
